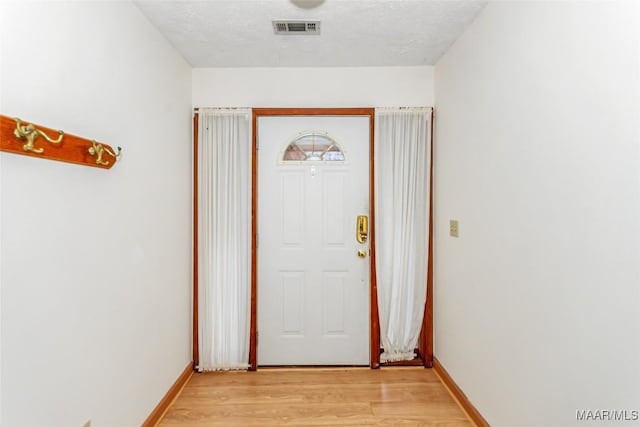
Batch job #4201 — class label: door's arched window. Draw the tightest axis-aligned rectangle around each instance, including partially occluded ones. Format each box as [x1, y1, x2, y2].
[282, 132, 345, 162]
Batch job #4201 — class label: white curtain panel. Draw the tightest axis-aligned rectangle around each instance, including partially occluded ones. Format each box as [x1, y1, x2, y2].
[198, 108, 252, 371]
[375, 108, 431, 362]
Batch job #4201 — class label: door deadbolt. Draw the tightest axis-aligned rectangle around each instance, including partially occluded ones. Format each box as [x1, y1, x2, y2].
[356, 215, 368, 244]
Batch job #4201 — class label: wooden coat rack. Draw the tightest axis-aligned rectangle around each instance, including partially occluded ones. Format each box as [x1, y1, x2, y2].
[0, 114, 121, 169]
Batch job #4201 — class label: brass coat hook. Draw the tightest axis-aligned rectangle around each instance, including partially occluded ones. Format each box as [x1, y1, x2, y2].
[88, 140, 121, 166]
[13, 117, 64, 153]
[2, 115, 120, 169]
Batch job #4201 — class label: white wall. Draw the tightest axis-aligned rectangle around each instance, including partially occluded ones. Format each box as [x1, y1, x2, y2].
[434, 1, 640, 426]
[193, 66, 434, 107]
[0, 2, 192, 426]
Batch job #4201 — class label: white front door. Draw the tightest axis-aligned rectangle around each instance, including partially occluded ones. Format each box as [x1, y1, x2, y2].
[258, 115, 370, 365]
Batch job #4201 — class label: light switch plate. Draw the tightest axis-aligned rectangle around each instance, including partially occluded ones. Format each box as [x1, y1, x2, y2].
[450, 220, 459, 237]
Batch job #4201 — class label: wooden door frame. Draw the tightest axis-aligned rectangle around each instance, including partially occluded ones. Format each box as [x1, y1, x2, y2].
[250, 108, 379, 369]
[418, 108, 435, 368]
[192, 112, 199, 368]
[192, 107, 434, 371]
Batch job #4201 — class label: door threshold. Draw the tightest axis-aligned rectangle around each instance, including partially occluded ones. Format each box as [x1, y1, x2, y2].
[258, 365, 370, 370]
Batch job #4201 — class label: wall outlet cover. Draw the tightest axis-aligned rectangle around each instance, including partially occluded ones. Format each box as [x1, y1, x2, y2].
[450, 220, 459, 237]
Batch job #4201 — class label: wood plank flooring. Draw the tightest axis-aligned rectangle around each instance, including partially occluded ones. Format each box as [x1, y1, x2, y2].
[159, 367, 471, 426]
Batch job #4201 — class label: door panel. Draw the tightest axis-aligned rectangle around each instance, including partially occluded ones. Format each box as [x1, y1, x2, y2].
[258, 115, 370, 365]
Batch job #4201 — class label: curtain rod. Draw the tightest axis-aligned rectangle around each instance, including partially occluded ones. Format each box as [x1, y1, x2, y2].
[375, 107, 433, 112]
[194, 107, 433, 111]
[194, 107, 251, 112]
[194, 107, 433, 116]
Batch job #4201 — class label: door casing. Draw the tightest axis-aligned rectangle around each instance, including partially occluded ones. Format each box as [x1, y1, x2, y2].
[256, 114, 372, 366]
[251, 108, 379, 369]
[192, 107, 434, 371]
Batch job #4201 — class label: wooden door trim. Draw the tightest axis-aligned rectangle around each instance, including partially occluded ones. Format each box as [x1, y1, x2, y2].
[368, 111, 380, 369]
[419, 108, 435, 367]
[251, 107, 379, 369]
[193, 113, 199, 367]
[192, 107, 434, 372]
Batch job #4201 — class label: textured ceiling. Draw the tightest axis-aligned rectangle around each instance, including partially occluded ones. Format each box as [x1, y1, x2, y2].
[134, 0, 487, 67]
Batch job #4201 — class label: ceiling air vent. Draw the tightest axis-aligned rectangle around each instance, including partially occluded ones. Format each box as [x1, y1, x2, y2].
[272, 20, 321, 35]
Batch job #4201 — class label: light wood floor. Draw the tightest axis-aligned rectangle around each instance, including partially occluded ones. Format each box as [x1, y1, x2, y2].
[159, 367, 471, 426]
